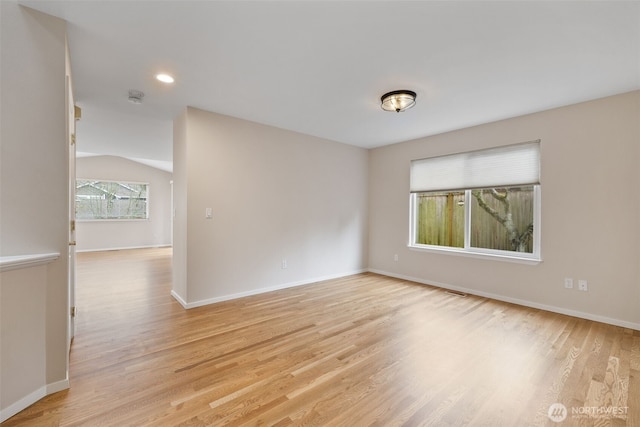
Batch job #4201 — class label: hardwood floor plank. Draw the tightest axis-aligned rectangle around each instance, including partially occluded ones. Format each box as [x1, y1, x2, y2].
[2, 247, 638, 426]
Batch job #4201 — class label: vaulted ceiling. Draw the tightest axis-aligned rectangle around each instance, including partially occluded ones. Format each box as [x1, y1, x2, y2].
[22, 1, 640, 171]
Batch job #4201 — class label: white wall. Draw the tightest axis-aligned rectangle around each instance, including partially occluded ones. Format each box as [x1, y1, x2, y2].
[0, 266, 47, 421]
[75, 155, 173, 252]
[369, 90, 640, 328]
[173, 107, 369, 306]
[0, 1, 70, 420]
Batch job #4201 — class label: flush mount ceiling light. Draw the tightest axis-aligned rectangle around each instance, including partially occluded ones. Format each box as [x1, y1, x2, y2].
[128, 89, 145, 104]
[156, 73, 174, 84]
[381, 90, 417, 113]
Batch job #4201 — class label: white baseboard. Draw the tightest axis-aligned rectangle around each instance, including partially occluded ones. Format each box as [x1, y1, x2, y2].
[47, 378, 70, 394]
[77, 244, 171, 253]
[171, 269, 367, 310]
[170, 290, 188, 309]
[0, 386, 46, 423]
[368, 269, 640, 331]
[0, 379, 69, 423]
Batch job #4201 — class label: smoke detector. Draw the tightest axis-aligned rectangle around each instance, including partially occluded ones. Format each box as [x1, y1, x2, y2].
[128, 89, 145, 104]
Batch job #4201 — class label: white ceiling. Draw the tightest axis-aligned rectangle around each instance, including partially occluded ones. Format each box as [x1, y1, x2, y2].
[21, 1, 640, 170]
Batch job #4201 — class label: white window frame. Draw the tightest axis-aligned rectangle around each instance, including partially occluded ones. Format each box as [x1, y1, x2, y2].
[408, 141, 542, 264]
[408, 186, 542, 264]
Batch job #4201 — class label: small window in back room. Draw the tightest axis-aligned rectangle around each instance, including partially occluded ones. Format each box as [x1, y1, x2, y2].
[76, 180, 148, 220]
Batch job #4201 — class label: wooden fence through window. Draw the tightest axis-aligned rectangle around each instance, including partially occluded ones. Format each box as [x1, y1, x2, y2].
[415, 187, 534, 253]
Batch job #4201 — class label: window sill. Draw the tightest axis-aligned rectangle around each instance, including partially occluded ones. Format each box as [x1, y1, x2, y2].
[408, 244, 542, 265]
[77, 218, 149, 222]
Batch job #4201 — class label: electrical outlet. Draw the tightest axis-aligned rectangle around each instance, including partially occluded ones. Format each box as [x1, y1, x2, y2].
[578, 280, 588, 291]
[394, 254, 399, 262]
[564, 278, 573, 289]
[281, 259, 287, 269]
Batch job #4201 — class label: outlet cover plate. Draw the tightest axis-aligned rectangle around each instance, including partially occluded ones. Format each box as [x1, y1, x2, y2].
[578, 280, 588, 291]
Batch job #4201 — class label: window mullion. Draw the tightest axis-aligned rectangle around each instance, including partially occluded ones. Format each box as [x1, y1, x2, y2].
[464, 190, 471, 249]
[409, 193, 416, 245]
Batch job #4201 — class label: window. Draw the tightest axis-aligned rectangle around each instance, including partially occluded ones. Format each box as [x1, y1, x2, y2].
[76, 180, 148, 220]
[409, 141, 540, 260]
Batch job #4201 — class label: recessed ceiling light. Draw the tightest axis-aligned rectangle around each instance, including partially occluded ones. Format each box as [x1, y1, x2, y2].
[156, 73, 174, 83]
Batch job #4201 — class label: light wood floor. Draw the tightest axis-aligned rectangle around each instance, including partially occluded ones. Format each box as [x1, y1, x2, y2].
[3, 248, 638, 426]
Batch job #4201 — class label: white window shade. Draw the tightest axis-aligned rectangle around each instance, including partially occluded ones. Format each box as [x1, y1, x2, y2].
[410, 140, 540, 193]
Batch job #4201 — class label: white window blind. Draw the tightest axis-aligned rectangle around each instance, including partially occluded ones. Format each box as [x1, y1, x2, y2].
[410, 140, 540, 193]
